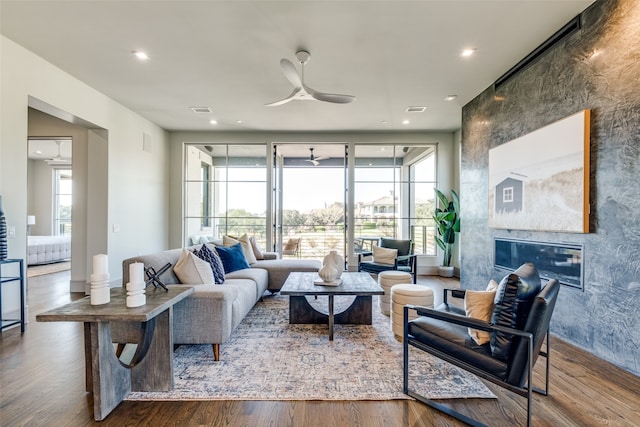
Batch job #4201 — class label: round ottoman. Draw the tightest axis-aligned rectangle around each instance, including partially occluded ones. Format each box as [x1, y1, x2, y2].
[390, 284, 434, 340]
[378, 271, 413, 316]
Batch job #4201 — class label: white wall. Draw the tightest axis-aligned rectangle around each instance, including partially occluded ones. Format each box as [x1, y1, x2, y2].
[1, 36, 170, 316]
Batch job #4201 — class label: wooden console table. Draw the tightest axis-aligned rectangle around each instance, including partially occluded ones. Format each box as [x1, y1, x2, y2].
[36, 286, 193, 421]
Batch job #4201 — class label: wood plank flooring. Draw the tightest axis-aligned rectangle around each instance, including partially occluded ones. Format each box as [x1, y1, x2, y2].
[1, 272, 639, 426]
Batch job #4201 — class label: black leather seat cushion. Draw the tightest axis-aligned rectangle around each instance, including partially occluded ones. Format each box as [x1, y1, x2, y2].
[408, 315, 508, 380]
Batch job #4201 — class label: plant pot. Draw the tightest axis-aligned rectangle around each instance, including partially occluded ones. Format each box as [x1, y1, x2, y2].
[438, 266, 454, 278]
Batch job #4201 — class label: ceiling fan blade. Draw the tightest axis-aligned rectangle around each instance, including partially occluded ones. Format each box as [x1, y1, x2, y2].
[304, 159, 320, 166]
[314, 155, 330, 161]
[265, 87, 301, 107]
[311, 92, 356, 104]
[280, 58, 302, 88]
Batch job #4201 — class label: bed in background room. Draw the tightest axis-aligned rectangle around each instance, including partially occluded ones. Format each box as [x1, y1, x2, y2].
[27, 235, 71, 265]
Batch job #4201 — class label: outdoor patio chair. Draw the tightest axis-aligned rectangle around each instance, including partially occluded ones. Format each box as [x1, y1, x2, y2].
[282, 237, 301, 258]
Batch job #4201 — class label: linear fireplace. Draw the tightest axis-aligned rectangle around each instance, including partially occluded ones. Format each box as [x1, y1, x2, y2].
[494, 238, 583, 290]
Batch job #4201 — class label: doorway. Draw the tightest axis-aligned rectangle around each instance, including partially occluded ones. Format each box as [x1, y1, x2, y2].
[26, 138, 73, 276]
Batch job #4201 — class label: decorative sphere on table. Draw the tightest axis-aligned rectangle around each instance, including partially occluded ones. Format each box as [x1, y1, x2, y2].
[318, 263, 339, 283]
[323, 250, 344, 279]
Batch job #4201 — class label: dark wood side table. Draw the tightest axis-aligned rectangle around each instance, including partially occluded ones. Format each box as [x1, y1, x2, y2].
[36, 286, 193, 421]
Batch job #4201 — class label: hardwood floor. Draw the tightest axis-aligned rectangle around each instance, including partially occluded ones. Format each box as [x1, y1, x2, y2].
[1, 272, 638, 426]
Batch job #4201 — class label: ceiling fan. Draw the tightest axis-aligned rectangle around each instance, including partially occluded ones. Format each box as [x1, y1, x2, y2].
[45, 140, 71, 165]
[305, 147, 329, 166]
[266, 50, 356, 107]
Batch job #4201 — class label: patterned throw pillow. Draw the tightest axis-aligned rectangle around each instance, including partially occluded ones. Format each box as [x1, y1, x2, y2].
[193, 244, 225, 284]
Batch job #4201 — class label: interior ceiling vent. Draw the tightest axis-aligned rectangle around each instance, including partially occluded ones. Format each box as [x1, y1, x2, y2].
[494, 14, 581, 90]
[190, 106, 212, 113]
[406, 106, 427, 113]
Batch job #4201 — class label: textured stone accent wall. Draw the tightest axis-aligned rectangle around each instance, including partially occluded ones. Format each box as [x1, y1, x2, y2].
[460, 0, 640, 375]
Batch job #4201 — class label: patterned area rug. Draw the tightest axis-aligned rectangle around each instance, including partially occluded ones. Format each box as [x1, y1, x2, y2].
[127, 294, 495, 401]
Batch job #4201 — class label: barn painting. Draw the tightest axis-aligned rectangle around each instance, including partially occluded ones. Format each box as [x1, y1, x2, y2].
[495, 177, 524, 213]
[488, 110, 590, 233]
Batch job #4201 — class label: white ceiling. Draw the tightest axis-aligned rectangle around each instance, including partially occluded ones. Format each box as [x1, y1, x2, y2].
[0, 0, 594, 133]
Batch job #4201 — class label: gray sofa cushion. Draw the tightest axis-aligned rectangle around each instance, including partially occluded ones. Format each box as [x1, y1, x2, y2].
[252, 258, 322, 291]
[225, 267, 269, 299]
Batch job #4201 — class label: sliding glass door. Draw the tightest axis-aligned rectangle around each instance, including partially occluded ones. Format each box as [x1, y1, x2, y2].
[273, 144, 347, 260]
[353, 145, 437, 256]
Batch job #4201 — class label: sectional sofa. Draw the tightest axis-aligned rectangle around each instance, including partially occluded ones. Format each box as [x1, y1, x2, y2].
[117, 244, 321, 360]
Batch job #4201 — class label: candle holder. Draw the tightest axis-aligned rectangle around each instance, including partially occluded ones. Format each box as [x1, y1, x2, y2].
[90, 254, 110, 305]
[126, 262, 146, 307]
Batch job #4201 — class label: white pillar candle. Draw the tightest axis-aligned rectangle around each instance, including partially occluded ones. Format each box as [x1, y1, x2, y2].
[129, 262, 144, 283]
[93, 254, 108, 275]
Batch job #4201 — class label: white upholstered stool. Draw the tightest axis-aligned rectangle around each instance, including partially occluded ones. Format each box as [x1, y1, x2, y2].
[390, 284, 434, 340]
[378, 271, 413, 316]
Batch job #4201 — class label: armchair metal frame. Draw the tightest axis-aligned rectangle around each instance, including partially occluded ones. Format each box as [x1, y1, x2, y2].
[357, 239, 417, 283]
[403, 284, 555, 427]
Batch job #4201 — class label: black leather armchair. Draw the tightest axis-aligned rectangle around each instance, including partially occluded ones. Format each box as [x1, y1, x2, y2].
[403, 263, 559, 427]
[357, 238, 417, 283]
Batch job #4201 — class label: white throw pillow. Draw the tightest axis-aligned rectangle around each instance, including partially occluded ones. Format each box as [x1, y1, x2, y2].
[372, 246, 397, 265]
[174, 249, 215, 284]
[249, 236, 265, 260]
[223, 235, 257, 264]
[464, 279, 499, 345]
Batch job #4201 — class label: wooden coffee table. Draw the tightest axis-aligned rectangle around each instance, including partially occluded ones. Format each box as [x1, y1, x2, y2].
[280, 272, 383, 340]
[36, 286, 193, 421]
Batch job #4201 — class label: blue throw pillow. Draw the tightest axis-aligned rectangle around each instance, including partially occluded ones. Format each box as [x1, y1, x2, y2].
[192, 244, 225, 284]
[215, 243, 250, 274]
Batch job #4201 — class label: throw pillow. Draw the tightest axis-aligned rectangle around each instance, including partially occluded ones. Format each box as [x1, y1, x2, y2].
[174, 249, 215, 284]
[249, 236, 265, 260]
[465, 279, 499, 345]
[237, 234, 258, 264]
[490, 263, 542, 361]
[192, 244, 225, 284]
[215, 243, 251, 274]
[372, 246, 397, 265]
[223, 235, 257, 265]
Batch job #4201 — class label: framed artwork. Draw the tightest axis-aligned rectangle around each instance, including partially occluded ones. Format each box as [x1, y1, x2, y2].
[488, 110, 590, 233]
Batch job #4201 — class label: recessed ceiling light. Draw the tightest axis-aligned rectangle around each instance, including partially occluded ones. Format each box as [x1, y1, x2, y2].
[444, 95, 458, 101]
[461, 48, 476, 57]
[406, 106, 427, 113]
[190, 107, 212, 113]
[35, 150, 42, 154]
[236, 120, 243, 124]
[133, 51, 149, 60]
[380, 120, 388, 124]
[402, 119, 410, 125]
[210, 119, 218, 125]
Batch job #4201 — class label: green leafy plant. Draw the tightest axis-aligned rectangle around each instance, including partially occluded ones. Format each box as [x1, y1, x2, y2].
[433, 189, 460, 267]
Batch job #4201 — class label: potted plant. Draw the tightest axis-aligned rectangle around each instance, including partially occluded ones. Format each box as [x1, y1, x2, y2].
[433, 189, 460, 277]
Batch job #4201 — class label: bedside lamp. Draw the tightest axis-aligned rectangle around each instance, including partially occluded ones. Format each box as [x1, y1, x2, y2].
[27, 215, 36, 236]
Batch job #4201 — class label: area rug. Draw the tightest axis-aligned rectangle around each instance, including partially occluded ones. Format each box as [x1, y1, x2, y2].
[127, 294, 495, 401]
[27, 261, 71, 277]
